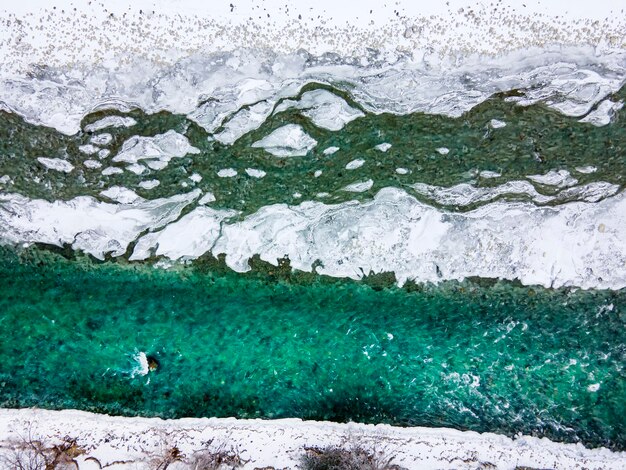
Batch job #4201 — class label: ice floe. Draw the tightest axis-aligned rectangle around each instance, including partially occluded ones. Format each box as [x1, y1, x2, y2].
[251, 124, 317, 157]
[274, 89, 364, 131]
[527, 169, 578, 188]
[579, 99, 623, 126]
[345, 159, 365, 170]
[479, 170, 502, 179]
[131, 206, 237, 261]
[342, 179, 374, 192]
[100, 187, 141, 204]
[489, 119, 507, 129]
[102, 167, 123, 176]
[78, 144, 99, 155]
[214, 101, 274, 145]
[138, 180, 160, 190]
[112, 130, 200, 170]
[2, 185, 625, 289]
[412, 180, 619, 207]
[37, 157, 74, 173]
[84, 116, 137, 132]
[198, 192, 216, 205]
[90, 133, 113, 146]
[245, 168, 267, 178]
[0, 190, 200, 259]
[83, 159, 102, 169]
[217, 168, 237, 177]
[575, 166, 598, 174]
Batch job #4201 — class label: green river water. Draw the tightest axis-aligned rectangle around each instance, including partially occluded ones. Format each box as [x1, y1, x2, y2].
[0, 83, 625, 451]
[0, 248, 624, 450]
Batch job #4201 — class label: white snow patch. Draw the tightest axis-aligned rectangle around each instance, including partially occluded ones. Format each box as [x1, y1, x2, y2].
[323, 146, 340, 155]
[1, 408, 625, 470]
[375, 143, 392, 152]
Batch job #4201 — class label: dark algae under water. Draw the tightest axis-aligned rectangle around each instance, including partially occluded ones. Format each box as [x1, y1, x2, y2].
[0, 248, 624, 450]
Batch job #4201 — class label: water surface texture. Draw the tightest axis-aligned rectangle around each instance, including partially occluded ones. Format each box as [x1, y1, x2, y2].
[0, 248, 625, 450]
[1, 1, 626, 455]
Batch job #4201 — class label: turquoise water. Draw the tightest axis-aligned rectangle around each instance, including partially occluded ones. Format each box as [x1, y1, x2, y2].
[0, 248, 624, 450]
[0, 79, 625, 452]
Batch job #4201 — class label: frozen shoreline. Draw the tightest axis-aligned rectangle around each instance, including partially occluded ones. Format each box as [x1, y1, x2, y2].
[1, 1, 625, 135]
[2, 187, 625, 291]
[1, 408, 625, 469]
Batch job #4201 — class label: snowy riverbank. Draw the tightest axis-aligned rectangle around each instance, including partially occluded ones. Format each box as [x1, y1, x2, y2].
[1, 408, 624, 469]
